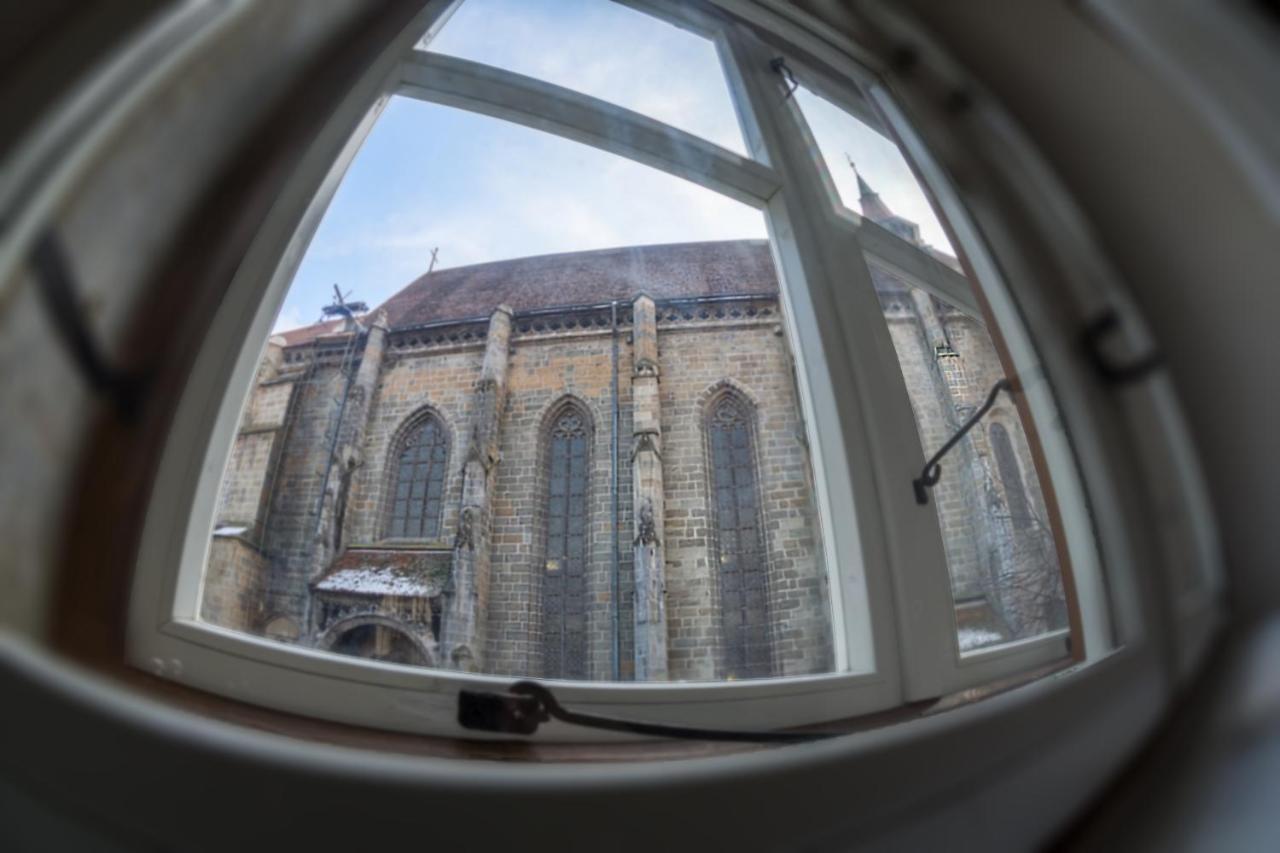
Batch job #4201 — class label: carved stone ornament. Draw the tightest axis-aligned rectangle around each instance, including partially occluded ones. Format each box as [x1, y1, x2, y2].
[633, 357, 659, 379]
[635, 497, 660, 547]
[631, 429, 661, 462]
[454, 506, 476, 551]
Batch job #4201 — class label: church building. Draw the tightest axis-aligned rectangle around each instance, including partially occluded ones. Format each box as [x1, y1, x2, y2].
[201, 178, 1064, 682]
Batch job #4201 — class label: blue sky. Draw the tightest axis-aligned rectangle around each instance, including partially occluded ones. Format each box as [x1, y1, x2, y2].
[273, 0, 949, 333]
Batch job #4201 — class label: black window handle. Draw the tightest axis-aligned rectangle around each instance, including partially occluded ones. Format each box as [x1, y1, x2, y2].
[913, 379, 1012, 505]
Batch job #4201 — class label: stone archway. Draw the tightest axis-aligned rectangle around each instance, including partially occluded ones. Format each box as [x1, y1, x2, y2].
[319, 615, 435, 667]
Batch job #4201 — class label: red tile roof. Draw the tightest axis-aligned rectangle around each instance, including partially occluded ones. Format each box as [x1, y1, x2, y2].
[275, 317, 354, 347]
[275, 240, 777, 345]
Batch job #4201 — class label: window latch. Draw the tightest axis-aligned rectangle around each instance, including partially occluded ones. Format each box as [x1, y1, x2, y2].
[458, 680, 838, 743]
[913, 378, 1012, 506]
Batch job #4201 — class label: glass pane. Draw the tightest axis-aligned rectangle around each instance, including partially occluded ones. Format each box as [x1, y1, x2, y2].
[424, 0, 748, 155]
[794, 85, 1070, 653]
[198, 96, 840, 683]
[793, 84, 956, 256]
[877, 276, 1069, 651]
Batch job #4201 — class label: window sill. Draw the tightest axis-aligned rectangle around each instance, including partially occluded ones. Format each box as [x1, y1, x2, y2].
[43, 629, 1078, 764]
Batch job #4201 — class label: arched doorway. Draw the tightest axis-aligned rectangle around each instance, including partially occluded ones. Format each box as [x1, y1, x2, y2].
[324, 620, 431, 666]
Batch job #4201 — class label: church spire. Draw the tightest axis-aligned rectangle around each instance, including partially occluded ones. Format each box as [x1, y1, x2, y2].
[846, 155, 895, 222]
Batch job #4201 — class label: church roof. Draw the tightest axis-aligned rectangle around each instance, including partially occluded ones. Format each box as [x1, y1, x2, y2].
[381, 238, 778, 327]
[278, 239, 778, 345]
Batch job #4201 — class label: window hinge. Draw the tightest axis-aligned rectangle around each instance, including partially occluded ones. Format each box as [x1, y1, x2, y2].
[769, 56, 799, 99]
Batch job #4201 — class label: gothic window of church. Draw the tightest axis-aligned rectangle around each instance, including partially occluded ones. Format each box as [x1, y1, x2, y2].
[707, 391, 773, 679]
[990, 422, 1032, 530]
[386, 414, 449, 539]
[542, 403, 591, 679]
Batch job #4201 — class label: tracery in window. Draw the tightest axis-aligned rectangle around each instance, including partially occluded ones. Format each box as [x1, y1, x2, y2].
[542, 401, 592, 680]
[386, 412, 449, 539]
[706, 390, 773, 680]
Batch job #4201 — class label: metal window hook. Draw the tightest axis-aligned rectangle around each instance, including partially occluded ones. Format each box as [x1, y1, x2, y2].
[770, 56, 799, 99]
[913, 378, 1012, 505]
[29, 230, 149, 421]
[1081, 309, 1162, 386]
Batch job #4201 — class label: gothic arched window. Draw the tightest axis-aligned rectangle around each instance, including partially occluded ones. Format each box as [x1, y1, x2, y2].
[385, 413, 449, 539]
[707, 391, 773, 679]
[542, 403, 590, 679]
[989, 422, 1031, 529]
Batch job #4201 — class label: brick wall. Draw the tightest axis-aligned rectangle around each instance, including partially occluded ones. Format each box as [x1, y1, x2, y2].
[203, 303, 838, 679]
[347, 345, 482, 547]
[201, 535, 267, 632]
[486, 327, 635, 680]
[259, 356, 350, 626]
[658, 317, 833, 680]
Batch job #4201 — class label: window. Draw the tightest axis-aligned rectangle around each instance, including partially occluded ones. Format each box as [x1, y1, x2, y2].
[386, 412, 449, 539]
[542, 401, 592, 680]
[129, 0, 1142, 740]
[706, 389, 772, 680]
[422, 0, 749, 155]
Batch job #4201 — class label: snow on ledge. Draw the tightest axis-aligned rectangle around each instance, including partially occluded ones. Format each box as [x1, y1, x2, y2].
[314, 565, 433, 597]
[958, 627, 1005, 652]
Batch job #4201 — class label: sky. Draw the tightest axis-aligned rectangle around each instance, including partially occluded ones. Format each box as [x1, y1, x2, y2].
[273, 0, 948, 333]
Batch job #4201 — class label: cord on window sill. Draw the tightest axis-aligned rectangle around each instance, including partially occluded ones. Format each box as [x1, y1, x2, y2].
[458, 680, 842, 743]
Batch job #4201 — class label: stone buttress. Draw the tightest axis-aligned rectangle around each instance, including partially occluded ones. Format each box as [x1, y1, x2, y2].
[441, 305, 513, 671]
[630, 295, 670, 680]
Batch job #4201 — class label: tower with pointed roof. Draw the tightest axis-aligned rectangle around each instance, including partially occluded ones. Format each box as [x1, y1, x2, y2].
[851, 161, 925, 246]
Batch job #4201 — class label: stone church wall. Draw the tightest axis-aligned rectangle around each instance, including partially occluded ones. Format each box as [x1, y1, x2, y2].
[659, 318, 832, 680]
[347, 344, 482, 547]
[200, 535, 267, 632]
[486, 328, 636, 680]
[199, 239, 1069, 676]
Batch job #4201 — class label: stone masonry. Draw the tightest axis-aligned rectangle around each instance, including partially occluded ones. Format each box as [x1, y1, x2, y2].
[202, 179, 1068, 679]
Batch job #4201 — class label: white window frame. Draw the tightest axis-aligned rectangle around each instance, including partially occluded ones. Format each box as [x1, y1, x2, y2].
[126, 0, 1141, 740]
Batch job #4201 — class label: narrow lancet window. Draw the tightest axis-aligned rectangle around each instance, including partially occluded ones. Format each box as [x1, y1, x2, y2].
[386, 414, 448, 539]
[707, 392, 773, 679]
[543, 404, 590, 679]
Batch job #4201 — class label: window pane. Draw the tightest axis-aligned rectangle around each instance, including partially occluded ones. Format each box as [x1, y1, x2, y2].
[877, 275, 1069, 650]
[794, 84, 1071, 653]
[198, 95, 840, 683]
[793, 84, 956, 256]
[424, 0, 749, 155]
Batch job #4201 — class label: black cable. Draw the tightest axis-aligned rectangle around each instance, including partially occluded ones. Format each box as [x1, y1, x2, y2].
[458, 680, 843, 743]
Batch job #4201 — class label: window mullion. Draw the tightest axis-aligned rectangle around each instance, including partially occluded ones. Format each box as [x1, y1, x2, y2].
[720, 25, 957, 701]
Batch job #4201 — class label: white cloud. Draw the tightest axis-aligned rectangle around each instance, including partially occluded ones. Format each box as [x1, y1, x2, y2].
[273, 0, 949, 333]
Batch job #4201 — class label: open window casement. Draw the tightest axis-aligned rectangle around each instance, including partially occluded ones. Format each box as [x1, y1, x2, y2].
[125, 0, 1208, 742]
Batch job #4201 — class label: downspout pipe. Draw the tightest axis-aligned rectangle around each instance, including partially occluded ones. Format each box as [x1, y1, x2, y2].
[610, 300, 621, 681]
[305, 312, 364, 638]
